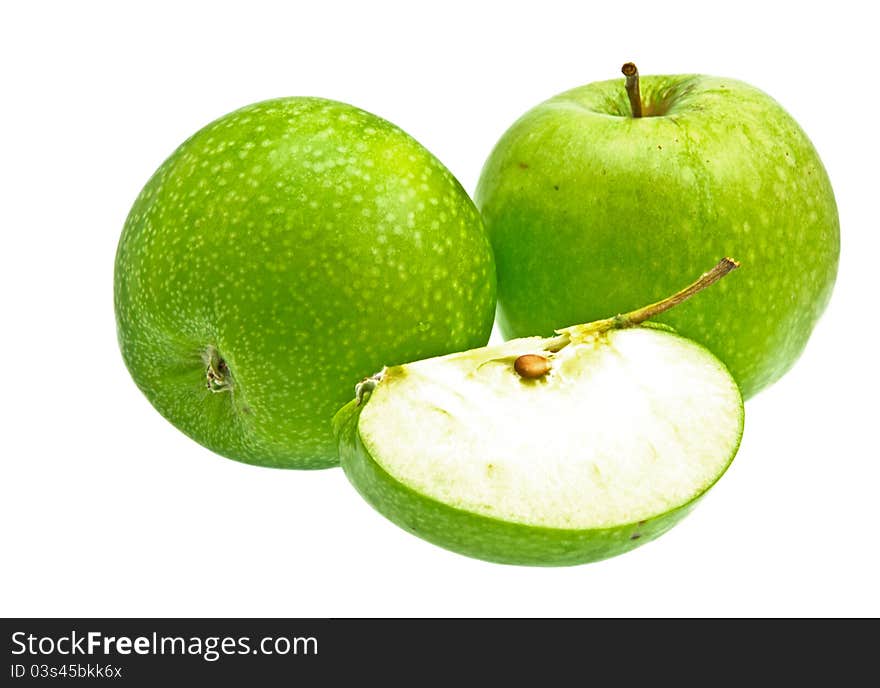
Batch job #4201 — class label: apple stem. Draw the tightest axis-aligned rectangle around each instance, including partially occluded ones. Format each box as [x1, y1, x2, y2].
[622, 62, 642, 118]
[551, 257, 740, 346]
[614, 257, 740, 326]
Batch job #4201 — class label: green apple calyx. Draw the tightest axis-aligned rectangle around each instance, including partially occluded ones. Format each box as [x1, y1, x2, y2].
[204, 346, 233, 394]
[335, 259, 744, 566]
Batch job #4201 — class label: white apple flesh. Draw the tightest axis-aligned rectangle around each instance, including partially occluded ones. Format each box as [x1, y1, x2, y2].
[335, 261, 745, 565]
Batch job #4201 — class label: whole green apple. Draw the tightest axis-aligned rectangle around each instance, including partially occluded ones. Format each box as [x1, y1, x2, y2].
[475, 64, 839, 398]
[115, 97, 496, 469]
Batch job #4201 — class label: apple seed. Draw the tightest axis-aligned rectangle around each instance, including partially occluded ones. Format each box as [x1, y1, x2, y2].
[514, 354, 551, 379]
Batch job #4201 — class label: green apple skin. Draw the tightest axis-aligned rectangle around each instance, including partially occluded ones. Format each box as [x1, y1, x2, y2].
[115, 97, 496, 469]
[475, 75, 839, 398]
[334, 390, 741, 566]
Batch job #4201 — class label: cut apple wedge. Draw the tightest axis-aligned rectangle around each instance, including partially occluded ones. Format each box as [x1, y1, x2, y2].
[334, 260, 744, 565]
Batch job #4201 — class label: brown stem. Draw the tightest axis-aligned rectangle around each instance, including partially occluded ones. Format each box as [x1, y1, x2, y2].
[551, 257, 740, 346]
[622, 62, 642, 118]
[614, 257, 739, 326]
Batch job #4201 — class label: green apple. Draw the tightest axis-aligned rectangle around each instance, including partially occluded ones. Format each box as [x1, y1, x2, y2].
[115, 97, 496, 469]
[475, 64, 839, 398]
[335, 260, 744, 565]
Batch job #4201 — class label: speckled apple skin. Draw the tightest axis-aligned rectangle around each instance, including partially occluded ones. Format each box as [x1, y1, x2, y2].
[115, 98, 496, 469]
[475, 75, 839, 398]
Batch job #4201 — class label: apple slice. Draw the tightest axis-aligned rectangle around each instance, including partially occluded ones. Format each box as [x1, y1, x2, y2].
[334, 259, 744, 565]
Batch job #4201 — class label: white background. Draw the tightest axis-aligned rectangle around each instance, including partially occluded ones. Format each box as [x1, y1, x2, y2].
[2, 1, 877, 617]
